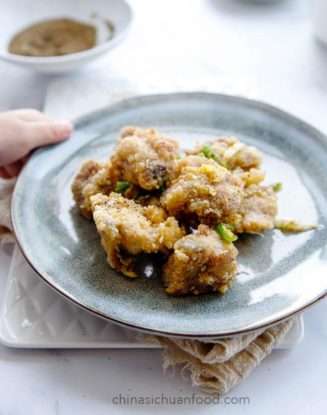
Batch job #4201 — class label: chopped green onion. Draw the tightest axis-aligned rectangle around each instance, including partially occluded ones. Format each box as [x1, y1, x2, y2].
[273, 182, 283, 192]
[201, 145, 218, 160]
[115, 181, 130, 193]
[216, 223, 238, 243]
[201, 145, 226, 167]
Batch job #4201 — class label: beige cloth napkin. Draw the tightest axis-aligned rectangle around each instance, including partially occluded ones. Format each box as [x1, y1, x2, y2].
[0, 178, 294, 395]
[0, 179, 15, 244]
[151, 318, 293, 395]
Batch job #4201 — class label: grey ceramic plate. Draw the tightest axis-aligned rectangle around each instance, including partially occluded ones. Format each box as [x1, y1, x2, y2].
[12, 93, 327, 338]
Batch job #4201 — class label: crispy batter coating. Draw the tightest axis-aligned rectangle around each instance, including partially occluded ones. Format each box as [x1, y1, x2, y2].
[188, 136, 265, 186]
[161, 156, 244, 227]
[91, 193, 184, 277]
[110, 127, 180, 191]
[163, 225, 238, 295]
[161, 155, 277, 234]
[214, 136, 262, 170]
[274, 219, 316, 233]
[232, 167, 265, 187]
[71, 160, 112, 218]
[188, 136, 262, 170]
[71, 128, 285, 296]
[237, 185, 278, 234]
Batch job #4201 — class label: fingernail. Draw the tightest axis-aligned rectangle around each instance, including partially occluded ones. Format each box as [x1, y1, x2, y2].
[54, 121, 73, 139]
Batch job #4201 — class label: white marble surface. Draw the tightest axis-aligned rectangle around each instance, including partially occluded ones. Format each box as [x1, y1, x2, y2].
[0, 0, 327, 413]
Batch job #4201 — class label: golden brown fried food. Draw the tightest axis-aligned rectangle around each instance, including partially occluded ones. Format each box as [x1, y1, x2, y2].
[188, 136, 262, 170]
[71, 160, 112, 218]
[161, 156, 244, 228]
[110, 127, 180, 191]
[274, 219, 316, 233]
[91, 193, 184, 277]
[236, 185, 278, 234]
[71, 128, 288, 297]
[163, 225, 238, 295]
[232, 167, 265, 187]
[188, 136, 265, 186]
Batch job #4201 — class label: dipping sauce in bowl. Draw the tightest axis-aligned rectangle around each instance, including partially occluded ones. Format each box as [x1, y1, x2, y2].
[8, 18, 98, 57]
[0, 0, 132, 73]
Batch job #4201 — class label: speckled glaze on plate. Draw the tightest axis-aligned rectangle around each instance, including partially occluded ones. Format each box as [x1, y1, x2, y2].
[11, 93, 327, 338]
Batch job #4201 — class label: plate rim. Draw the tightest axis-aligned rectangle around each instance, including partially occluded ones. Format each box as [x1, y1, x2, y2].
[11, 91, 327, 338]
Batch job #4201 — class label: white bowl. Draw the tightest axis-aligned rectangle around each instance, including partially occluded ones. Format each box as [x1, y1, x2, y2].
[312, 0, 327, 45]
[0, 0, 133, 74]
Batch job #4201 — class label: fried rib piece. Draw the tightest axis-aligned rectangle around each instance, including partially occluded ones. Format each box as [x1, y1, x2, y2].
[232, 167, 265, 187]
[163, 225, 238, 296]
[214, 136, 262, 170]
[91, 193, 184, 277]
[161, 156, 244, 228]
[188, 136, 265, 187]
[188, 136, 262, 170]
[162, 155, 277, 234]
[71, 160, 112, 218]
[110, 127, 180, 191]
[237, 185, 278, 234]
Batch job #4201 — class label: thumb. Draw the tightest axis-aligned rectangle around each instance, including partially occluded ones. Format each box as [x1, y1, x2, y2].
[25, 120, 73, 149]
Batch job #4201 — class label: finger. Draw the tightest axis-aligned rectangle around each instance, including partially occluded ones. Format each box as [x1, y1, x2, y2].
[8, 109, 51, 123]
[25, 120, 73, 149]
[3, 161, 23, 177]
[0, 167, 12, 179]
[20, 155, 29, 165]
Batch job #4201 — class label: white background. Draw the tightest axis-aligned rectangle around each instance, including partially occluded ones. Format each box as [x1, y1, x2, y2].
[0, 0, 327, 413]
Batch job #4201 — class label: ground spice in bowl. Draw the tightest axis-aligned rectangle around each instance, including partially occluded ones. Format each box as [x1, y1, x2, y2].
[8, 18, 97, 57]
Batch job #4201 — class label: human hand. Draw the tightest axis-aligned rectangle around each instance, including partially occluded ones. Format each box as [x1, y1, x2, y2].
[0, 109, 72, 179]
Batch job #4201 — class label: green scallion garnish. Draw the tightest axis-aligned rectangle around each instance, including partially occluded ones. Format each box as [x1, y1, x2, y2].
[201, 145, 227, 167]
[115, 181, 130, 193]
[216, 223, 238, 243]
[273, 182, 283, 192]
[201, 145, 218, 160]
